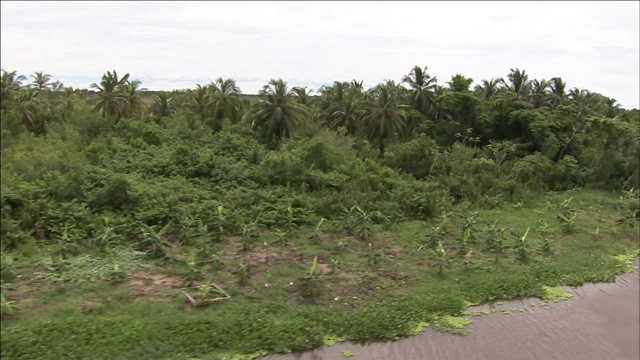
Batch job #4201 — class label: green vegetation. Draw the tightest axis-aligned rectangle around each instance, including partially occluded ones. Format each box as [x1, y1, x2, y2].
[0, 67, 639, 359]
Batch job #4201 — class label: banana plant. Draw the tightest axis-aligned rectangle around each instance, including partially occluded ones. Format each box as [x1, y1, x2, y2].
[234, 262, 250, 285]
[308, 218, 326, 244]
[0, 293, 18, 316]
[238, 216, 262, 251]
[286, 206, 301, 230]
[456, 227, 471, 255]
[536, 220, 554, 254]
[298, 255, 322, 299]
[462, 248, 475, 272]
[555, 198, 577, 234]
[216, 205, 228, 235]
[139, 222, 173, 259]
[365, 243, 387, 265]
[432, 241, 451, 275]
[92, 216, 121, 254]
[273, 228, 290, 247]
[181, 250, 204, 286]
[54, 225, 80, 259]
[513, 227, 531, 262]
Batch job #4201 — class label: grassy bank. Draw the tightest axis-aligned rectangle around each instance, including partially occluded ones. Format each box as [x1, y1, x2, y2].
[1, 189, 638, 360]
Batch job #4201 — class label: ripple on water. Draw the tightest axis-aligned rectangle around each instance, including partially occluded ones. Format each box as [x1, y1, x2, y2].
[264, 266, 640, 360]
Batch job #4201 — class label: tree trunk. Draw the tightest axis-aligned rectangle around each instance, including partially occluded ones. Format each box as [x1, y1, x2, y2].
[378, 141, 385, 158]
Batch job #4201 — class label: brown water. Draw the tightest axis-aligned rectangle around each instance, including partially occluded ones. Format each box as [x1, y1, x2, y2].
[264, 267, 640, 360]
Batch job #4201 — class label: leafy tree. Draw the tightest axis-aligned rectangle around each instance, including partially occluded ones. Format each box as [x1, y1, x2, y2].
[447, 74, 473, 93]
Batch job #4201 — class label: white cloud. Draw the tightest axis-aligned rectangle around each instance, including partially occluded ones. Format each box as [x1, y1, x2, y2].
[1, 1, 638, 108]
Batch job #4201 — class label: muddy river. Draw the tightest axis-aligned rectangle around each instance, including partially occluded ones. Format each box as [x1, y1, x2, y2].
[264, 266, 639, 360]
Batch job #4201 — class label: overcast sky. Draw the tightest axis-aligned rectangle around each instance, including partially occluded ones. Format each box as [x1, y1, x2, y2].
[1, 1, 639, 108]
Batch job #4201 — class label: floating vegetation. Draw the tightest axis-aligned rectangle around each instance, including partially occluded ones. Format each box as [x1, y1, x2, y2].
[323, 334, 346, 346]
[431, 315, 473, 336]
[541, 285, 574, 302]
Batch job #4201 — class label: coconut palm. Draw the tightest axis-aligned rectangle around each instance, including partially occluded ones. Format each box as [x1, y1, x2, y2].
[1, 69, 26, 112]
[330, 99, 364, 136]
[549, 77, 567, 108]
[54, 87, 76, 122]
[318, 81, 350, 117]
[474, 78, 503, 100]
[90, 70, 130, 122]
[501, 68, 530, 99]
[151, 93, 174, 118]
[50, 80, 64, 91]
[530, 79, 550, 108]
[211, 77, 241, 131]
[402, 65, 438, 116]
[432, 85, 452, 122]
[363, 83, 407, 157]
[15, 89, 45, 134]
[250, 79, 308, 140]
[190, 84, 214, 125]
[30, 71, 52, 91]
[291, 86, 312, 106]
[122, 80, 148, 118]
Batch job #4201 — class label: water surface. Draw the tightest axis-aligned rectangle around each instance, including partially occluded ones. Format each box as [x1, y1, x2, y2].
[265, 267, 640, 360]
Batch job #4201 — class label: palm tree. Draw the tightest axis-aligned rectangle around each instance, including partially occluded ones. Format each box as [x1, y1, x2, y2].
[501, 68, 530, 99]
[318, 81, 349, 112]
[363, 83, 407, 157]
[190, 84, 214, 125]
[15, 88, 45, 134]
[447, 74, 473, 93]
[30, 71, 52, 91]
[530, 79, 550, 108]
[122, 80, 147, 118]
[604, 97, 621, 118]
[568, 87, 594, 120]
[330, 99, 364, 136]
[549, 77, 567, 108]
[50, 80, 64, 91]
[432, 85, 452, 122]
[250, 79, 308, 141]
[291, 86, 312, 106]
[59, 88, 75, 121]
[90, 70, 130, 122]
[1, 69, 26, 112]
[402, 65, 438, 116]
[210, 77, 241, 131]
[151, 93, 174, 118]
[474, 78, 503, 100]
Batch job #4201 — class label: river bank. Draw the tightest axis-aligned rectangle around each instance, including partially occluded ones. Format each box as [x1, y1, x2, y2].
[265, 261, 640, 360]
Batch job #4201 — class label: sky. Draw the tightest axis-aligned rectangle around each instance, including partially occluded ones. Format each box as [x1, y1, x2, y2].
[1, 1, 639, 109]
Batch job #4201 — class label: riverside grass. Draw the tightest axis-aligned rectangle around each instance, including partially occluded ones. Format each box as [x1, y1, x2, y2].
[1, 190, 638, 360]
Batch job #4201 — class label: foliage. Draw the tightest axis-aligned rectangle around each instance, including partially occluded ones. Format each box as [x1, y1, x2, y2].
[0, 67, 639, 360]
[35, 247, 153, 283]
